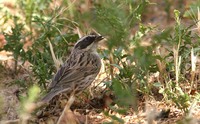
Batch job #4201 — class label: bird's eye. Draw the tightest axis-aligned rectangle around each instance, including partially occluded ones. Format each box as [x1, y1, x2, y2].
[75, 36, 96, 49]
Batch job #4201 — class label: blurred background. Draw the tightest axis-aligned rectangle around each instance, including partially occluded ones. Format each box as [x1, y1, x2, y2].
[0, 0, 200, 123]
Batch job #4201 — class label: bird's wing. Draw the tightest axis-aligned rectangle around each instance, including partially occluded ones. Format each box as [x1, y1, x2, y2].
[48, 65, 99, 90]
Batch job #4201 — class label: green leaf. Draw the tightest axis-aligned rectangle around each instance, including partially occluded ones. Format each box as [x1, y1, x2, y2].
[153, 82, 162, 87]
[110, 64, 123, 70]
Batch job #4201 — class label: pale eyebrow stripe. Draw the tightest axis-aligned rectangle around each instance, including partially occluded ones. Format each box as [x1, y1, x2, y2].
[77, 35, 96, 43]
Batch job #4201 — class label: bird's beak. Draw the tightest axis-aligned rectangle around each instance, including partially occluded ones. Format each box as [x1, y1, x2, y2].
[95, 35, 104, 42]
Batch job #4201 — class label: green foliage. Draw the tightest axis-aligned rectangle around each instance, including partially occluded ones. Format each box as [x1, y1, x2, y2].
[111, 79, 135, 107]
[3, 17, 26, 73]
[17, 0, 52, 30]
[1, 0, 200, 123]
[23, 15, 79, 88]
[2, 3, 79, 89]
[19, 85, 41, 123]
[159, 81, 190, 113]
[184, 0, 200, 19]
[20, 85, 41, 103]
[154, 10, 200, 114]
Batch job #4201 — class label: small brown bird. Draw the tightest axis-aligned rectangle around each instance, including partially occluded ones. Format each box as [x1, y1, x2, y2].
[41, 33, 104, 103]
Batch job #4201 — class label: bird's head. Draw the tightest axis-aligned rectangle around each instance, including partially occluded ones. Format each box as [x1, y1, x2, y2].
[74, 33, 104, 52]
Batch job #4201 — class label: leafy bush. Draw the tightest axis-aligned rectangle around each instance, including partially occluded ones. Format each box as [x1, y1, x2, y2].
[0, 0, 200, 123]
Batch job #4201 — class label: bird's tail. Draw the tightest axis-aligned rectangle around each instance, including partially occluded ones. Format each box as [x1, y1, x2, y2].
[38, 88, 72, 105]
[40, 90, 58, 104]
[39, 90, 59, 104]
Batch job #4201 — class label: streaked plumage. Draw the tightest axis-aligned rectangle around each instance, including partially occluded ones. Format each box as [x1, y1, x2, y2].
[41, 33, 103, 103]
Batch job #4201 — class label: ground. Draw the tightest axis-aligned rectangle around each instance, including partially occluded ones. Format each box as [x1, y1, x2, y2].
[0, 0, 200, 124]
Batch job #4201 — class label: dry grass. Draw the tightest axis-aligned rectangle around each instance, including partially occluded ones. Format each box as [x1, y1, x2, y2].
[0, 0, 200, 124]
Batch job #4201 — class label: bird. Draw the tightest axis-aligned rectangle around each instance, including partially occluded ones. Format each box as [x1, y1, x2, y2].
[40, 33, 104, 103]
